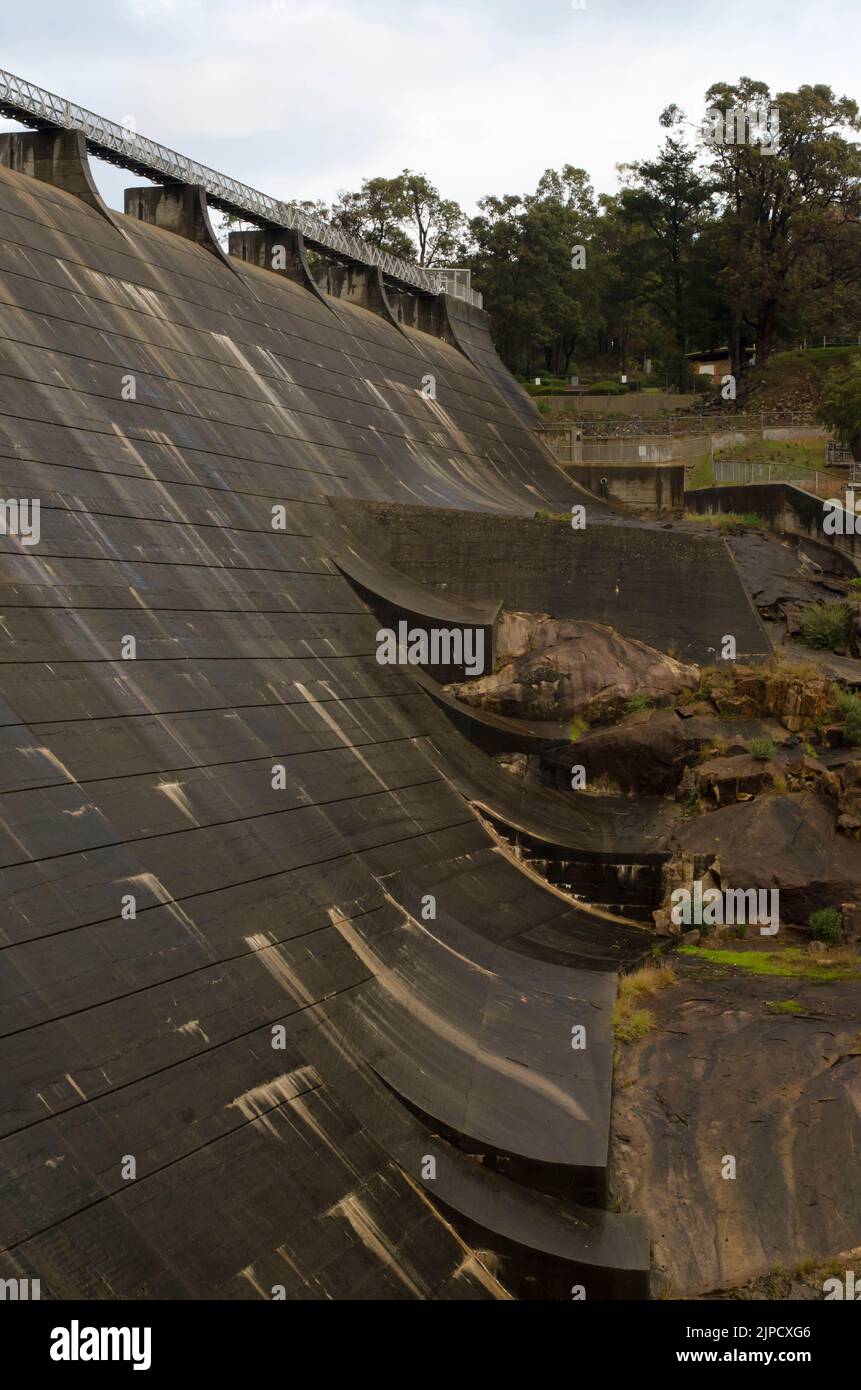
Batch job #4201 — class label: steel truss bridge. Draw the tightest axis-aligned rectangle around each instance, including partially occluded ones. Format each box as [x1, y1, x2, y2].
[0, 67, 480, 305]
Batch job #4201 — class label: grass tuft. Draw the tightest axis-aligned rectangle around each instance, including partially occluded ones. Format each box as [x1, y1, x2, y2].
[685, 510, 762, 536]
[613, 962, 677, 1054]
[800, 602, 853, 651]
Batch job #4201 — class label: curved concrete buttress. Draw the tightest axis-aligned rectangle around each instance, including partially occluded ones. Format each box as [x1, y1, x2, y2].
[0, 128, 124, 232]
[227, 225, 341, 314]
[314, 258, 410, 335]
[410, 668, 573, 752]
[291, 1010, 651, 1298]
[387, 286, 457, 346]
[387, 286, 544, 434]
[123, 182, 243, 278]
[321, 497, 500, 681]
[440, 292, 542, 430]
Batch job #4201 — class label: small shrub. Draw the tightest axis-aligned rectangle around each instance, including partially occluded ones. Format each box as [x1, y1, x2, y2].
[747, 736, 775, 761]
[808, 908, 843, 944]
[799, 602, 852, 651]
[832, 685, 861, 745]
[801, 742, 818, 758]
[568, 716, 589, 743]
[625, 692, 654, 713]
[587, 379, 628, 395]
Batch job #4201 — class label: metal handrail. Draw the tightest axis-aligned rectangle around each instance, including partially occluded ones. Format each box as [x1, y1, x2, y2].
[0, 67, 481, 305]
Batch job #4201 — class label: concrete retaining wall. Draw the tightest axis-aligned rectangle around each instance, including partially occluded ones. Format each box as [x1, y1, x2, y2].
[685, 482, 861, 573]
[354, 501, 772, 664]
[562, 461, 686, 510]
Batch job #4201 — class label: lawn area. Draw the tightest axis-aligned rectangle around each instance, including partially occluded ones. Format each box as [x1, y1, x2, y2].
[714, 437, 829, 473]
[678, 945, 861, 981]
[687, 436, 839, 493]
[684, 451, 714, 489]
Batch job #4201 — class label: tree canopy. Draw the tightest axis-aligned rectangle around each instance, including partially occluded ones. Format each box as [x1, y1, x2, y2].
[263, 77, 861, 388]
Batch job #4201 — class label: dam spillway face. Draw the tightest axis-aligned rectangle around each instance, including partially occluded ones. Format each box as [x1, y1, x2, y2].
[0, 135, 770, 1302]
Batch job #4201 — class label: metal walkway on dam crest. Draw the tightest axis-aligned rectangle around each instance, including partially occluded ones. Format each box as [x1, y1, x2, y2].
[0, 66, 481, 303]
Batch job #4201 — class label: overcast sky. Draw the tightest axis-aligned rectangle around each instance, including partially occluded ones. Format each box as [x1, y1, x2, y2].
[1, 0, 859, 216]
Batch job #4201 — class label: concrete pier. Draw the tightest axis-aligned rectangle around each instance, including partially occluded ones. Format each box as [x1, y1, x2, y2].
[0, 128, 119, 226]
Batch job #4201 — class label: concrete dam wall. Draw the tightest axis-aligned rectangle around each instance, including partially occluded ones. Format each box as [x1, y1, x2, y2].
[349, 502, 772, 664]
[0, 143, 657, 1299]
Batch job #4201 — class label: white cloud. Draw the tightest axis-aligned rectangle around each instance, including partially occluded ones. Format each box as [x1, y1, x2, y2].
[0, 0, 858, 216]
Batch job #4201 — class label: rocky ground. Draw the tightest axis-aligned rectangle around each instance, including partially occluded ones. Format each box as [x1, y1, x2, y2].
[446, 517, 861, 1295]
[611, 950, 861, 1298]
[447, 610, 698, 725]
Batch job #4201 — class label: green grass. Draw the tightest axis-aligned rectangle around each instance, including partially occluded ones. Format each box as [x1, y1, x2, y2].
[625, 692, 654, 713]
[685, 510, 763, 535]
[568, 716, 589, 743]
[613, 1007, 655, 1044]
[766, 999, 806, 1015]
[686, 452, 715, 490]
[613, 962, 677, 1055]
[747, 736, 776, 761]
[799, 602, 853, 651]
[809, 908, 844, 944]
[678, 945, 861, 980]
[832, 685, 861, 745]
[713, 437, 827, 473]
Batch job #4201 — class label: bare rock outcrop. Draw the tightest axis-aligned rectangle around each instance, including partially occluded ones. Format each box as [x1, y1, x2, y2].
[711, 664, 832, 731]
[611, 967, 861, 1296]
[695, 753, 779, 804]
[665, 792, 861, 926]
[541, 709, 791, 797]
[448, 612, 698, 723]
